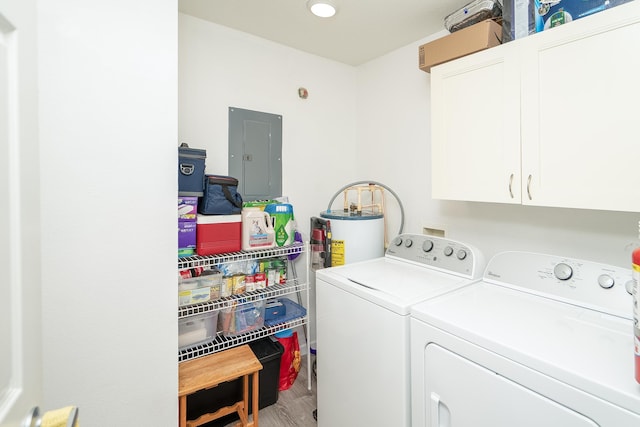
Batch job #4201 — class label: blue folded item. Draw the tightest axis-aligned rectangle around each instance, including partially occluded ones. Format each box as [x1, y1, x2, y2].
[264, 298, 306, 327]
[265, 300, 287, 321]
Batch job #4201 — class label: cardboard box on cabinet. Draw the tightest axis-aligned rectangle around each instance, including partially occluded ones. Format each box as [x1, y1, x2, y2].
[419, 19, 503, 73]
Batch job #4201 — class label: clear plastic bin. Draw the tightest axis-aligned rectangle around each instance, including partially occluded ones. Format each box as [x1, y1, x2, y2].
[178, 311, 219, 349]
[178, 269, 222, 306]
[218, 300, 266, 337]
[445, 0, 502, 33]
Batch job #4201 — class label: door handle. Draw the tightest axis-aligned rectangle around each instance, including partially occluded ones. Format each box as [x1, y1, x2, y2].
[526, 174, 532, 200]
[22, 406, 79, 427]
[430, 392, 451, 427]
[508, 174, 514, 199]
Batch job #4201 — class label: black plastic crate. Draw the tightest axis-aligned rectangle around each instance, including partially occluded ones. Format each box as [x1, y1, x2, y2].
[186, 337, 284, 426]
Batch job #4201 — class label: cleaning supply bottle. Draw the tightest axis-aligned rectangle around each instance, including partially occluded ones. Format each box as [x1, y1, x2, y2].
[241, 207, 275, 251]
[265, 203, 295, 246]
[633, 220, 640, 384]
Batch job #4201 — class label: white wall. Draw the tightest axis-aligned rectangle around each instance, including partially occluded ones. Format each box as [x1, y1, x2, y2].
[357, 33, 639, 268]
[39, 1, 178, 425]
[178, 11, 640, 268]
[179, 13, 359, 234]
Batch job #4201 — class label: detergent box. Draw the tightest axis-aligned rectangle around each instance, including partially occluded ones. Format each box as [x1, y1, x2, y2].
[535, 0, 632, 32]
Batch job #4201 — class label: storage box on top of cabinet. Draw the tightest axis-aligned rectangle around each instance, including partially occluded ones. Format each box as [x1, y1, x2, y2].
[535, 0, 633, 32]
[419, 19, 503, 73]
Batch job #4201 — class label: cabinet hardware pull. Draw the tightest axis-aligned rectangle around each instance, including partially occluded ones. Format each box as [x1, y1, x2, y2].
[508, 174, 514, 198]
[527, 174, 532, 200]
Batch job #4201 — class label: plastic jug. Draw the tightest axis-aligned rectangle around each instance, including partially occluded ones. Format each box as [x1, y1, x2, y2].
[265, 203, 295, 247]
[242, 207, 275, 250]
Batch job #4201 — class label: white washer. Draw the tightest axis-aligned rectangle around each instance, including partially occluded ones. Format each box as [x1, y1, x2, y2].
[316, 233, 485, 427]
[411, 251, 640, 427]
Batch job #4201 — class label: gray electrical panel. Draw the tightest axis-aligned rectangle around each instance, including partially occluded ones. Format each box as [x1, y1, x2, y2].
[228, 107, 282, 200]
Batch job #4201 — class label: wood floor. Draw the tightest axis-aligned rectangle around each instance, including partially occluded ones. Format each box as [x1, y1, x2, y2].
[224, 354, 318, 427]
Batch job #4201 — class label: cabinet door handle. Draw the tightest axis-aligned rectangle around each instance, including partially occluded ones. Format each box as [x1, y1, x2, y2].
[508, 174, 514, 199]
[527, 174, 532, 200]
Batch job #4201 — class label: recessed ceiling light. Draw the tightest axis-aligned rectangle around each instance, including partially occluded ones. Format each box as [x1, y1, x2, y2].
[307, 0, 337, 18]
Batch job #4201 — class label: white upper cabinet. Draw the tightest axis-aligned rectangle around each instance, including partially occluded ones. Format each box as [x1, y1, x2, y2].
[431, 42, 521, 204]
[431, 1, 640, 212]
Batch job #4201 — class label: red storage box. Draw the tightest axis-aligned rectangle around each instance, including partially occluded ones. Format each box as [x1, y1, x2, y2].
[196, 214, 241, 256]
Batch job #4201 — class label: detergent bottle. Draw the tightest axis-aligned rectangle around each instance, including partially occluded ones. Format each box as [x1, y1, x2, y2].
[265, 203, 295, 247]
[241, 207, 275, 251]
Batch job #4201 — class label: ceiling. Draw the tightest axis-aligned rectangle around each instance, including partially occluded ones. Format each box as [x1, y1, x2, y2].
[178, 0, 471, 66]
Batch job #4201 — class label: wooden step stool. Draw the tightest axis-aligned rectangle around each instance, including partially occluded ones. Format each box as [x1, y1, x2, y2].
[179, 344, 263, 427]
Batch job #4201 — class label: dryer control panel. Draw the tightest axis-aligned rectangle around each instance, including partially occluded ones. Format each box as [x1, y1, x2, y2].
[385, 233, 485, 280]
[483, 251, 633, 319]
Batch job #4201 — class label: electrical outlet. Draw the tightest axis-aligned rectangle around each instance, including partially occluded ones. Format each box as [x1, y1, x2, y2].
[423, 227, 445, 237]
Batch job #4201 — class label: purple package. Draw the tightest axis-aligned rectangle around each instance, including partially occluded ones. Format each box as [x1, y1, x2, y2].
[178, 196, 198, 221]
[178, 221, 197, 257]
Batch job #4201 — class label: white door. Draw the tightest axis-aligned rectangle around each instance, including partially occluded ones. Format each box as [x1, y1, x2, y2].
[424, 344, 599, 427]
[0, 0, 42, 425]
[521, 2, 640, 212]
[430, 42, 521, 204]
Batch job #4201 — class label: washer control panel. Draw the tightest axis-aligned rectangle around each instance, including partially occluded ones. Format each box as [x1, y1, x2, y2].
[385, 233, 485, 279]
[484, 251, 633, 319]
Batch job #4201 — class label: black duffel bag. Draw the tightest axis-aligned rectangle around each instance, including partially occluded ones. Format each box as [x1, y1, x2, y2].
[198, 175, 243, 215]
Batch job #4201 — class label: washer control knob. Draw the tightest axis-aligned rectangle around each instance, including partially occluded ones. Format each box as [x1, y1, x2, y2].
[422, 240, 434, 253]
[394, 237, 403, 246]
[404, 238, 413, 248]
[597, 274, 615, 289]
[553, 263, 573, 281]
[625, 280, 635, 295]
[456, 249, 467, 260]
[444, 246, 454, 257]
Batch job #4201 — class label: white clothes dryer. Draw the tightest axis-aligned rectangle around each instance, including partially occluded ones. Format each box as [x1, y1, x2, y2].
[316, 233, 485, 427]
[411, 251, 640, 427]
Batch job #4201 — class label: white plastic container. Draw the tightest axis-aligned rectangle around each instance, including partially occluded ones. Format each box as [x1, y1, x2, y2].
[178, 311, 218, 349]
[241, 207, 275, 251]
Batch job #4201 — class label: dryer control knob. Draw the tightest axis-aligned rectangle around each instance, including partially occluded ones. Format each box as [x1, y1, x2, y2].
[394, 237, 403, 246]
[553, 263, 573, 281]
[625, 280, 635, 295]
[444, 246, 454, 257]
[404, 239, 413, 248]
[456, 249, 467, 260]
[597, 274, 615, 289]
[422, 240, 434, 253]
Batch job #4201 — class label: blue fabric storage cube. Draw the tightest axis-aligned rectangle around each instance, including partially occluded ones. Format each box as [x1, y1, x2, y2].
[178, 144, 206, 196]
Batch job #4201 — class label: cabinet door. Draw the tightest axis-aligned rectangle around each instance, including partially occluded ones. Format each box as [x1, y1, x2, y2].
[431, 43, 521, 204]
[521, 2, 640, 212]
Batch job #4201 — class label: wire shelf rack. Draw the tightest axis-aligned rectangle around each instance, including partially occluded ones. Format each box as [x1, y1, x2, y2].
[178, 242, 304, 270]
[178, 280, 307, 318]
[177, 242, 310, 365]
[179, 317, 307, 362]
